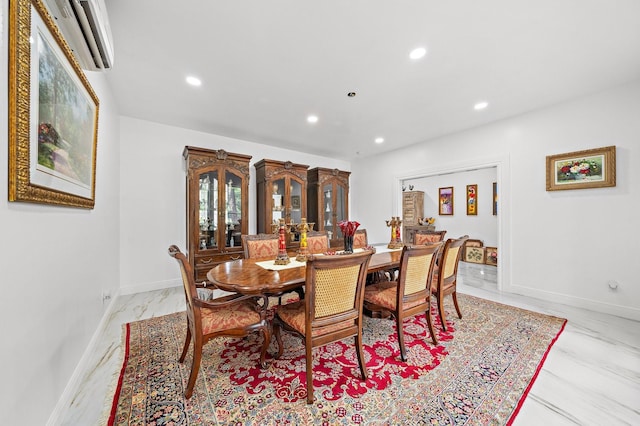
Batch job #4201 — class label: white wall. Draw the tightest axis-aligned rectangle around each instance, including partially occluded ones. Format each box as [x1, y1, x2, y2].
[403, 167, 498, 246]
[0, 0, 121, 422]
[118, 117, 350, 294]
[352, 79, 640, 320]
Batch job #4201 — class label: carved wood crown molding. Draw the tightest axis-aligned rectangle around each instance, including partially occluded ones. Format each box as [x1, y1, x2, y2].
[318, 169, 349, 186]
[264, 162, 308, 182]
[187, 152, 251, 179]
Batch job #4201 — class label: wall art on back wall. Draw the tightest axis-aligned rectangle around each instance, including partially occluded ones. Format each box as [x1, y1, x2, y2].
[439, 187, 454, 215]
[546, 146, 616, 191]
[466, 184, 477, 215]
[493, 182, 497, 215]
[8, 0, 100, 209]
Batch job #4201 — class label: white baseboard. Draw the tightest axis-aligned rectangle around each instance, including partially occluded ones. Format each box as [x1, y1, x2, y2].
[119, 278, 181, 295]
[509, 284, 640, 321]
[46, 292, 120, 426]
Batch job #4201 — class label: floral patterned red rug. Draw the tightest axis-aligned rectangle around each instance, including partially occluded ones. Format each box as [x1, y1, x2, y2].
[108, 294, 566, 425]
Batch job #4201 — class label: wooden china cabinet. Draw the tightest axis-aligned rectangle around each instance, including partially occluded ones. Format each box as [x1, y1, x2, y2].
[255, 159, 309, 249]
[183, 146, 251, 283]
[307, 167, 350, 248]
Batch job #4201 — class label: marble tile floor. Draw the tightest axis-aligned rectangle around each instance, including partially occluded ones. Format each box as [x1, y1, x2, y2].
[57, 262, 640, 425]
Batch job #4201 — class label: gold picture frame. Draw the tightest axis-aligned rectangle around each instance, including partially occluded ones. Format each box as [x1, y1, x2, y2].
[546, 146, 616, 191]
[8, 0, 99, 208]
[466, 184, 477, 215]
[438, 186, 454, 215]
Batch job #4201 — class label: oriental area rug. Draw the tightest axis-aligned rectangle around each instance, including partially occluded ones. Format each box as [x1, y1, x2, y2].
[107, 294, 566, 425]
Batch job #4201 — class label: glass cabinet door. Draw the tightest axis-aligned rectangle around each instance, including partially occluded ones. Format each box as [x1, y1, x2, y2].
[323, 184, 333, 229]
[335, 183, 347, 237]
[271, 178, 285, 228]
[224, 170, 243, 249]
[198, 171, 218, 250]
[289, 178, 303, 224]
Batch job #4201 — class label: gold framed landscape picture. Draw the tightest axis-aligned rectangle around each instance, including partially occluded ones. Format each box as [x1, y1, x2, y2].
[546, 146, 615, 191]
[8, 0, 99, 208]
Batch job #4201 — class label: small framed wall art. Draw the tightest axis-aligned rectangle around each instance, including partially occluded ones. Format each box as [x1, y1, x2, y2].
[485, 247, 498, 266]
[492, 182, 497, 215]
[291, 195, 301, 210]
[546, 146, 616, 191]
[466, 184, 477, 215]
[438, 187, 454, 215]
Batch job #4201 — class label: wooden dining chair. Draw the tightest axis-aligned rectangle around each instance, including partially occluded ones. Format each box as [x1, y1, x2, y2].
[363, 243, 442, 361]
[241, 233, 280, 259]
[414, 229, 447, 245]
[352, 228, 368, 249]
[273, 251, 373, 404]
[431, 236, 469, 331]
[168, 245, 270, 399]
[306, 230, 330, 254]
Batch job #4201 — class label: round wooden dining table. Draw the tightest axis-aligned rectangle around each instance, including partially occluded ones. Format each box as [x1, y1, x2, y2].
[206, 249, 403, 296]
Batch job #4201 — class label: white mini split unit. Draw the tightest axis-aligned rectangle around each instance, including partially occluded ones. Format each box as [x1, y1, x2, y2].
[43, 0, 114, 71]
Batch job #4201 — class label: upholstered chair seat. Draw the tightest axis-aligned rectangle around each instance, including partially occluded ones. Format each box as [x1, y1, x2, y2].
[200, 300, 264, 334]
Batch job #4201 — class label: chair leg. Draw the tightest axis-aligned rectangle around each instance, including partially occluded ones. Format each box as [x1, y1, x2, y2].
[185, 336, 203, 399]
[305, 342, 314, 404]
[452, 291, 463, 319]
[355, 330, 368, 380]
[259, 324, 270, 368]
[438, 294, 448, 332]
[273, 321, 284, 359]
[396, 315, 407, 362]
[179, 327, 192, 363]
[425, 303, 438, 345]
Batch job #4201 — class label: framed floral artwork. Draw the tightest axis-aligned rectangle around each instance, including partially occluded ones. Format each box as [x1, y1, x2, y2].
[464, 246, 485, 264]
[8, 0, 99, 208]
[485, 247, 498, 266]
[546, 146, 616, 191]
[466, 184, 477, 215]
[438, 187, 454, 215]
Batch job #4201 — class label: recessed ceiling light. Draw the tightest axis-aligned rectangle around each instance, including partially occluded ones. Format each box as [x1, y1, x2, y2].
[375, 137, 384, 144]
[307, 115, 318, 123]
[409, 47, 427, 60]
[186, 76, 202, 86]
[474, 101, 489, 110]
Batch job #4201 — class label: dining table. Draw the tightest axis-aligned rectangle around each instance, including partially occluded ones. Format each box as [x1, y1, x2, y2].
[206, 248, 403, 297]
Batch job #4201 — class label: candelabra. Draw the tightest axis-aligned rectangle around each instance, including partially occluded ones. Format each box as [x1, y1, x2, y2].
[274, 219, 290, 265]
[385, 216, 404, 249]
[295, 218, 313, 261]
[270, 218, 315, 264]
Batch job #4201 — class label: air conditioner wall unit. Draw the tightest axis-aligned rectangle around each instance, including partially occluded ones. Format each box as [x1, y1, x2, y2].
[42, 0, 114, 71]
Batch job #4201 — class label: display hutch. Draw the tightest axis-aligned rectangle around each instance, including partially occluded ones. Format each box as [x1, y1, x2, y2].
[183, 146, 250, 283]
[255, 159, 309, 249]
[402, 190, 424, 227]
[307, 167, 350, 248]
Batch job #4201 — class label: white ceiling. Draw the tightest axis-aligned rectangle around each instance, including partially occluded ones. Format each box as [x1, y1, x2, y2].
[104, 0, 640, 160]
